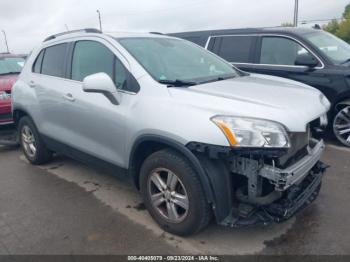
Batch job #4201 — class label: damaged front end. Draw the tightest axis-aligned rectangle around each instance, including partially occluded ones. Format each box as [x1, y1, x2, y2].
[188, 132, 328, 227]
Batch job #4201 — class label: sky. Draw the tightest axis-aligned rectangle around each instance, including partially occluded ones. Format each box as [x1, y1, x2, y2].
[0, 0, 348, 54]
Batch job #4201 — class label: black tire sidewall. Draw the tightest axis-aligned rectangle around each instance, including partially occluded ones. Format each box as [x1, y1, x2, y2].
[18, 116, 51, 164]
[140, 149, 210, 236]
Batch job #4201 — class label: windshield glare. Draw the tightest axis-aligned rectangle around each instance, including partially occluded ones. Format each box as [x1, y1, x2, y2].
[305, 31, 350, 65]
[0, 57, 25, 75]
[117, 37, 239, 83]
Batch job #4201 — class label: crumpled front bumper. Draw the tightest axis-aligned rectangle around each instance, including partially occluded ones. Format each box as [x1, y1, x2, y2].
[260, 139, 325, 191]
[221, 138, 328, 227]
[222, 161, 327, 227]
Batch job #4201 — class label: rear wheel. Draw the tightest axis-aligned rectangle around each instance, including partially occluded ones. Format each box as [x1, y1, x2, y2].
[333, 106, 350, 147]
[140, 149, 211, 236]
[18, 116, 52, 164]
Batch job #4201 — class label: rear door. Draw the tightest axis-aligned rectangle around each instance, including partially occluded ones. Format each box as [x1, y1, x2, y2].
[206, 35, 258, 71]
[30, 43, 72, 140]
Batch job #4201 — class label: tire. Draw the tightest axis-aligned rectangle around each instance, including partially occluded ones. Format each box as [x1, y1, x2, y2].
[332, 105, 350, 147]
[18, 116, 53, 165]
[140, 148, 211, 236]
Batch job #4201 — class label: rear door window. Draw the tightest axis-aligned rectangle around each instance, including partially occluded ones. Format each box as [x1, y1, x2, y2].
[41, 43, 68, 78]
[32, 50, 44, 73]
[210, 35, 255, 63]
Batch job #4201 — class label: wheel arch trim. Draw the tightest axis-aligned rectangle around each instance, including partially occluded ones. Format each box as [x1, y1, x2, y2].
[128, 135, 215, 204]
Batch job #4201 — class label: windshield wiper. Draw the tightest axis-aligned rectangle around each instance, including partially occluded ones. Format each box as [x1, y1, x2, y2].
[198, 74, 237, 85]
[158, 79, 197, 87]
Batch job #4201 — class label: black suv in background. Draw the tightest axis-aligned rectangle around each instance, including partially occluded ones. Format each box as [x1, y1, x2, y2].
[170, 27, 350, 147]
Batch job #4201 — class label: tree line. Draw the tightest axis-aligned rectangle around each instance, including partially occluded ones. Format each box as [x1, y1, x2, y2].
[323, 3, 350, 42]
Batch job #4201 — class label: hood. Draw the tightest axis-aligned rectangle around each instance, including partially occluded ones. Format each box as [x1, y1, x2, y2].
[168, 74, 330, 132]
[0, 74, 18, 92]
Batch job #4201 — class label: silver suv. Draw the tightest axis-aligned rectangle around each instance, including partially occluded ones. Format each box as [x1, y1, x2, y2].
[12, 29, 330, 235]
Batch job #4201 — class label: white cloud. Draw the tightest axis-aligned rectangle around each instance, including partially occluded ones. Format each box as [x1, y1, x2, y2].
[0, 0, 348, 53]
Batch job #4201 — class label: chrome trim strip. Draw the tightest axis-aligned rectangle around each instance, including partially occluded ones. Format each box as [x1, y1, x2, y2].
[204, 33, 325, 70]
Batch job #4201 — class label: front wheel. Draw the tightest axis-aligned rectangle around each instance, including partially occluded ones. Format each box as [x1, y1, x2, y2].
[333, 106, 350, 147]
[140, 149, 211, 236]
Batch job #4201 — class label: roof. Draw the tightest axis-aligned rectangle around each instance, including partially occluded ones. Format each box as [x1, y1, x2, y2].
[169, 27, 318, 37]
[108, 31, 171, 39]
[43, 28, 172, 43]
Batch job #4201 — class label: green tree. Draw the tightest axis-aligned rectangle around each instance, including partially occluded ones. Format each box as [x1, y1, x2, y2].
[344, 3, 350, 17]
[324, 3, 350, 43]
[335, 13, 350, 43]
[323, 19, 339, 34]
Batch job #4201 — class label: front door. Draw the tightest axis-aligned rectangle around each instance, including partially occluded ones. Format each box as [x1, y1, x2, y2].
[61, 39, 131, 167]
[240, 35, 336, 102]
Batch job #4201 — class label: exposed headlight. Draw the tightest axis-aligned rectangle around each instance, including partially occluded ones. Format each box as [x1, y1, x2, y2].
[211, 116, 290, 148]
[0, 91, 10, 101]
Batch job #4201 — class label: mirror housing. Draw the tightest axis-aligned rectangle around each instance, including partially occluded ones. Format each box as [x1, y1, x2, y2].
[295, 53, 319, 68]
[82, 73, 121, 105]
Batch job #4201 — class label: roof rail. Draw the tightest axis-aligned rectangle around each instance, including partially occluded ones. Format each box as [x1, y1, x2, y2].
[149, 32, 163, 35]
[44, 28, 102, 42]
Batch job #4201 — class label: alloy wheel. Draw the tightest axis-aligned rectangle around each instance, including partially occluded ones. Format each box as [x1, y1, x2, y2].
[148, 168, 189, 223]
[333, 106, 350, 147]
[21, 125, 37, 158]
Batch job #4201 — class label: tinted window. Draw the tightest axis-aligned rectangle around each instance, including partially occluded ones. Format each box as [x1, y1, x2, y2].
[260, 37, 311, 65]
[212, 36, 254, 63]
[71, 41, 114, 82]
[33, 50, 44, 73]
[114, 58, 128, 90]
[41, 43, 67, 77]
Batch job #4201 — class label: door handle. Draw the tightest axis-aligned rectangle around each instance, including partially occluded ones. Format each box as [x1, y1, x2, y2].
[29, 81, 36, 88]
[63, 93, 75, 102]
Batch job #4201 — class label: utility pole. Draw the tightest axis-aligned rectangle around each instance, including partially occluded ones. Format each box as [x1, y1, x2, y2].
[294, 0, 299, 27]
[1, 30, 9, 53]
[96, 10, 102, 32]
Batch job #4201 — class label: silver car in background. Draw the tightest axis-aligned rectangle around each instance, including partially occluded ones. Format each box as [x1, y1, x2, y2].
[12, 29, 330, 235]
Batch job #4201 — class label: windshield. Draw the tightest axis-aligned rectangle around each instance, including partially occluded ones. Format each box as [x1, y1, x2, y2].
[304, 31, 350, 65]
[117, 37, 239, 84]
[0, 57, 25, 75]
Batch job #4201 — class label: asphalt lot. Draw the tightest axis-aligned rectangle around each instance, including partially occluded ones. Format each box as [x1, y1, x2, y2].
[0, 141, 350, 255]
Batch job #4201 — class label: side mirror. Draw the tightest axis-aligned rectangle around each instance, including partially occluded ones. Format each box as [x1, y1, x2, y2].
[82, 73, 121, 105]
[295, 53, 319, 68]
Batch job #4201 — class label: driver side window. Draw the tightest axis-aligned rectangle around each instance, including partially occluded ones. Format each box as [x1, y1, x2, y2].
[259, 36, 314, 66]
[71, 40, 128, 91]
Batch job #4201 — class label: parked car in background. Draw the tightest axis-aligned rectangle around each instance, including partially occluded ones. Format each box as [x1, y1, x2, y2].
[12, 29, 329, 235]
[170, 27, 350, 147]
[0, 53, 25, 125]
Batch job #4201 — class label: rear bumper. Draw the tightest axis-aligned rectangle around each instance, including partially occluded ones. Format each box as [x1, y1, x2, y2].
[0, 100, 13, 124]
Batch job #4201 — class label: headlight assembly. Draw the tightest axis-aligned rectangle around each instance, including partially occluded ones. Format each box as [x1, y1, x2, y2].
[211, 116, 290, 148]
